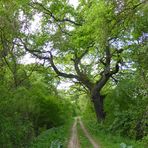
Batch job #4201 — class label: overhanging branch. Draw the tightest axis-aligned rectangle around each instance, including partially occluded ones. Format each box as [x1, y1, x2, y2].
[48, 51, 79, 79]
[22, 40, 79, 80]
[31, 2, 81, 26]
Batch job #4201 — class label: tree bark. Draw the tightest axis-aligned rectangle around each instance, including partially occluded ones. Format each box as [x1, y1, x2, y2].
[91, 90, 106, 121]
[90, 75, 110, 121]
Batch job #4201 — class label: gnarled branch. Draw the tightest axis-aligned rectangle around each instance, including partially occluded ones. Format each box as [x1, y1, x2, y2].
[31, 2, 81, 26]
[48, 51, 79, 79]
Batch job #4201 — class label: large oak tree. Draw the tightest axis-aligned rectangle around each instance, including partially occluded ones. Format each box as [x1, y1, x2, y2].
[7, 0, 147, 121]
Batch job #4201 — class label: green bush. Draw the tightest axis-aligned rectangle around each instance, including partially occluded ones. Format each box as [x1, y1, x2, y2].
[104, 79, 148, 139]
[30, 119, 73, 148]
[0, 77, 72, 147]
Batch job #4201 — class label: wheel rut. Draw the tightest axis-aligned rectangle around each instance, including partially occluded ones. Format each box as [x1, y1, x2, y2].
[68, 117, 100, 148]
[68, 118, 80, 148]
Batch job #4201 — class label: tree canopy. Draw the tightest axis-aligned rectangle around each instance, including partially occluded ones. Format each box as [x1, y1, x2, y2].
[0, 0, 148, 147]
[13, 0, 147, 120]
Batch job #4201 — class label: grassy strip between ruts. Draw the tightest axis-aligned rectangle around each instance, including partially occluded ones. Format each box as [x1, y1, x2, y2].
[82, 118, 146, 148]
[77, 122, 94, 148]
[30, 119, 73, 148]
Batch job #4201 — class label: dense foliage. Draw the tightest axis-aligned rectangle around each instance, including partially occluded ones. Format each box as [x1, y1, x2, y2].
[105, 78, 148, 140]
[0, 64, 72, 147]
[0, 0, 147, 147]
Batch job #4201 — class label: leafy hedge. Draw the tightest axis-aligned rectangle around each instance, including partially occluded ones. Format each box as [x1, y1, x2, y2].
[104, 79, 148, 141]
[0, 77, 72, 147]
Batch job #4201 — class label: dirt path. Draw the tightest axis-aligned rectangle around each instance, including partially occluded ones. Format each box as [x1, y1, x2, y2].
[78, 117, 100, 148]
[68, 118, 80, 148]
[68, 117, 100, 148]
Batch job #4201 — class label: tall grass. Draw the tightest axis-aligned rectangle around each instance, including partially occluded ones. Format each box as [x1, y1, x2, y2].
[30, 119, 73, 148]
[82, 117, 146, 148]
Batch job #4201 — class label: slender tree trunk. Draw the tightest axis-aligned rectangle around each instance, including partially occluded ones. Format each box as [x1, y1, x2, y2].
[91, 90, 106, 121]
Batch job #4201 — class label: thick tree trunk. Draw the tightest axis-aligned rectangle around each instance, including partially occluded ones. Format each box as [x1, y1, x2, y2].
[91, 91, 106, 121]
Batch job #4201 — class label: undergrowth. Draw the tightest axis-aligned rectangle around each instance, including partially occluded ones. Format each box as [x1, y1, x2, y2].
[77, 123, 93, 148]
[82, 117, 147, 148]
[30, 119, 73, 148]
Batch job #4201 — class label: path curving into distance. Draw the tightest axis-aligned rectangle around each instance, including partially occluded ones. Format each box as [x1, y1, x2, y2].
[68, 117, 100, 148]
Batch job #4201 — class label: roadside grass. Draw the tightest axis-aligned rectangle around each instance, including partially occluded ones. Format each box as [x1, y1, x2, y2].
[77, 123, 93, 148]
[82, 118, 146, 148]
[30, 119, 73, 148]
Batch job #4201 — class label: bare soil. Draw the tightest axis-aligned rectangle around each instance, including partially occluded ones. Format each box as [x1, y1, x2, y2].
[68, 118, 80, 148]
[68, 117, 100, 148]
[78, 117, 100, 148]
